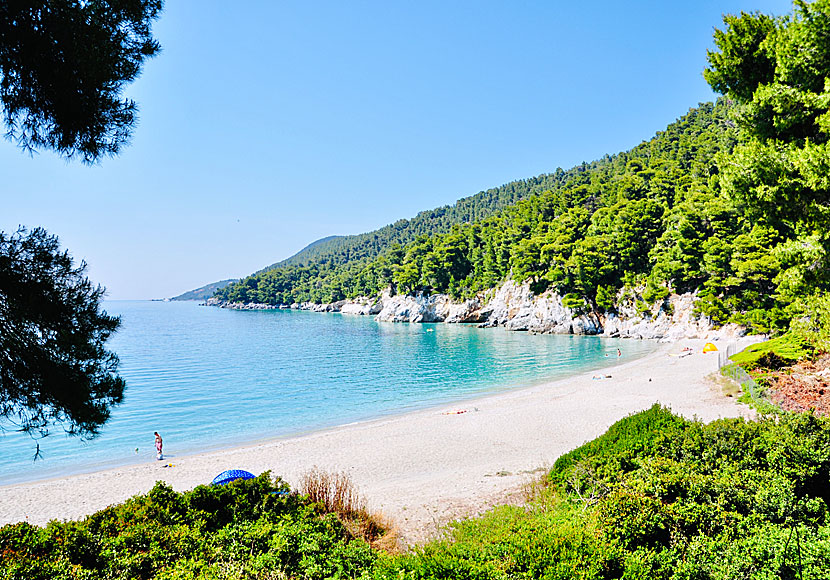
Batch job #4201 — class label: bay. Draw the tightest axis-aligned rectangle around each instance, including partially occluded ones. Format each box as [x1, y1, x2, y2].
[0, 300, 657, 485]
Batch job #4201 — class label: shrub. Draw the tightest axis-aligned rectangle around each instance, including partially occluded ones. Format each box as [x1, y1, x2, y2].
[300, 467, 396, 549]
[7, 410, 830, 579]
[0, 472, 379, 580]
[301, 468, 365, 517]
[730, 333, 813, 370]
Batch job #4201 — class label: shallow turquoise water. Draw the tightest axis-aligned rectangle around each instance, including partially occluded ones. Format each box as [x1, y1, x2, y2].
[0, 301, 656, 485]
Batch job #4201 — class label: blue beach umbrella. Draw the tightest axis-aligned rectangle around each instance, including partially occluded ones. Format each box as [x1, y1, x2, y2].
[211, 469, 256, 485]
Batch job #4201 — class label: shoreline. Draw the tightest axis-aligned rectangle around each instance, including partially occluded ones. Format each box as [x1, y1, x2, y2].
[0, 330, 657, 488]
[0, 338, 754, 546]
[0, 347, 648, 489]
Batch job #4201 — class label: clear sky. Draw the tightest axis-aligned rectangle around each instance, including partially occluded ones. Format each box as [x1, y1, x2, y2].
[1, 0, 793, 299]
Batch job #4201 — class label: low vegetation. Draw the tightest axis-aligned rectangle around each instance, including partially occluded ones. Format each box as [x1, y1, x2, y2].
[390, 406, 830, 579]
[718, 307, 830, 414]
[725, 321, 830, 418]
[0, 472, 384, 580]
[4, 406, 830, 579]
[300, 467, 395, 551]
[730, 333, 814, 371]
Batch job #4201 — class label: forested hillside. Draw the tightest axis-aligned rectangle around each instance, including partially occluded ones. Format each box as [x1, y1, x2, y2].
[218, 0, 830, 337]
[254, 170, 590, 273]
[254, 235, 344, 272]
[217, 101, 756, 322]
[171, 279, 237, 301]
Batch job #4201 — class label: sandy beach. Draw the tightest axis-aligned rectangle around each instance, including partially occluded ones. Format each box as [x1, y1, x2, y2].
[0, 338, 754, 546]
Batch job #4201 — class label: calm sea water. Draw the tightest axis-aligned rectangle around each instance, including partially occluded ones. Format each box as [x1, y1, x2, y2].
[0, 301, 656, 485]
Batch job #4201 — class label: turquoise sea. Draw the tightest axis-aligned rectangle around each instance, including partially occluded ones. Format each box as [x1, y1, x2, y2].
[0, 301, 657, 485]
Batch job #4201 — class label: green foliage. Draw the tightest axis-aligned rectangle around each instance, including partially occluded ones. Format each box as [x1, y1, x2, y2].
[0, 0, 163, 162]
[248, 172, 588, 285]
[549, 405, 687, 490]
[0, 227, 125, 446]
[172, 279, 238, 301]
[729, 332, 814, 369]
[789, 291, 830, 349]
[706, 0, 830, 299]
[383, 408, 830, 580]
[704, 10, 776, 102]
[374, 502, 618, 580]
[0, 473, 380, 580]
[7, 411, 830, 579]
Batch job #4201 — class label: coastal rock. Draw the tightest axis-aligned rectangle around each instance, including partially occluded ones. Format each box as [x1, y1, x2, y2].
[477, 281, 599, 334]
[375, 292, 452, 323]
[600, 291, 748, 341]
[445, 298, 486, 323]
[342, 290, 484, 323]
[210, 279, 752, 342]
[469, 281, 748, 341]
[297, 301, 337, 312]
[340, 297, 384, 316]
[206, 299, 281, 310]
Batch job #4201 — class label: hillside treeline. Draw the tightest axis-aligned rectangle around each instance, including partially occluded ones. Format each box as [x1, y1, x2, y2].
[219, 0, 830, 336]
[218, 100, 784, 332]
[255, 169, 587, 273]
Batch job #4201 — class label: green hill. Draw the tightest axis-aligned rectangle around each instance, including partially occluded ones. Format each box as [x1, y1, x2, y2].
[172, 279, 238, 301]
[219, 99, 759, 324]
[218, 0, 830, 336]
[255, 235, 345, 273]
[199, 171, 590, 299]
[251, 171, 583, 270]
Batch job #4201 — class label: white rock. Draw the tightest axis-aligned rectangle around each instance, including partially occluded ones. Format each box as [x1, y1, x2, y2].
[214, 278, 751, 342]
[340, 297, 384, 316]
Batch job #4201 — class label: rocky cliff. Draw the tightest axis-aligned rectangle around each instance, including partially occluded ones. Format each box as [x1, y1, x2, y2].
[208, 280, 747, 341]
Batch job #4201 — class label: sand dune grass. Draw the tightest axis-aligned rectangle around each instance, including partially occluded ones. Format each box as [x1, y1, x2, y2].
[300, 467, 398, 550]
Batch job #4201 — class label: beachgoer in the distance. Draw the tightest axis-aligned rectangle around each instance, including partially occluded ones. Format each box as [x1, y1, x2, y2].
[154, 431, 163, 460]
[617, 348, 622, 357]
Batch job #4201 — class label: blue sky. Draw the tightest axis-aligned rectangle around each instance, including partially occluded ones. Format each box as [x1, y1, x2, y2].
[1, 0, 793, 299]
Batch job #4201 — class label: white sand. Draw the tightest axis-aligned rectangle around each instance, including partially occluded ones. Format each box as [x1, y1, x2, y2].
[0, 338, 753, 546]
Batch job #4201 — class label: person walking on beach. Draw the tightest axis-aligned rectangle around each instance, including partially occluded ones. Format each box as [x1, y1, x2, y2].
[617, 348, 622, 357]
[154, 431, 163, 460]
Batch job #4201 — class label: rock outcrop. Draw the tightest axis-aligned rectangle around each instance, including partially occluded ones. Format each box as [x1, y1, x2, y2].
[340, 296, 384, 316]
[372, 291, 484, 323]
[476, 281, 600, 334]
[208, 280, 748, 341]
[205, 297, 279, 310]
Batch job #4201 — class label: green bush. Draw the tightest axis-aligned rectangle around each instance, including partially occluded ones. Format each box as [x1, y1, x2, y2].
[6, 410, 830, 579]
[383, 408, 830, 580]
[548, 404, 687, 490]
[0, 472, 379, 580]
[729, 333, 813, 370]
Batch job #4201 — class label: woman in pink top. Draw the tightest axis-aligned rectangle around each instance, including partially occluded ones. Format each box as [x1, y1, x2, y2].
[154, 431, 163, 460]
